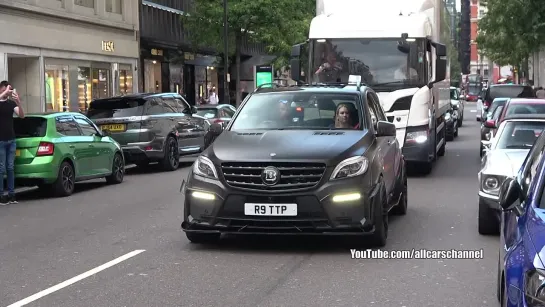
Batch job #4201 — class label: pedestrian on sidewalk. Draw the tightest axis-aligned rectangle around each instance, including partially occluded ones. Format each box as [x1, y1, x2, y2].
[0, 81, 25, 205]
[208, 87, 219, 104]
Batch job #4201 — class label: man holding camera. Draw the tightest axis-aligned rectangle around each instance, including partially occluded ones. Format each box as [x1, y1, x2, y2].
[0, 81, 25, 205]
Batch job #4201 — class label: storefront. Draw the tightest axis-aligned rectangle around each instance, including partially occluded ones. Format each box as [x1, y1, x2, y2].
[0, 5, 139, 113]
[140, 46, 184, 95]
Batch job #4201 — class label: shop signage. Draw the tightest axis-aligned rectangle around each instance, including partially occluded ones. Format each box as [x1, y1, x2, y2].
[102, 41, 114, 52]
[151, 48, 163, 56]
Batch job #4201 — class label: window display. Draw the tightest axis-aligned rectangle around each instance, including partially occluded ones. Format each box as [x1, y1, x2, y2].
[119, 69, 133, 95]
[92, 68, 111, 99]
[78, 67, 92, 112]
[45, 65, 69, 112]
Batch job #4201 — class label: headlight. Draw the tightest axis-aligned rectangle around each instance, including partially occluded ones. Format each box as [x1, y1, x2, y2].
[193, 156, 218, 179]
[525, 269, 545, 306]
[330, 156, 369, 180]
[481, 174, 504, 195]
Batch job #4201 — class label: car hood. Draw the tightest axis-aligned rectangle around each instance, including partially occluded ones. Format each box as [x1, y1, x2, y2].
[206, 130, 372, 165]
[481, 149, 529, 177]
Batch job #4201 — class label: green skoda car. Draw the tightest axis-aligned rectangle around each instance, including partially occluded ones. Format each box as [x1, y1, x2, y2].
[13, 112, 125, 197]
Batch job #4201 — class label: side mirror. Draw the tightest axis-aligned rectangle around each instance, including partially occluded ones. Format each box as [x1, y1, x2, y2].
[210, 123, 223, 136]
[498, 177, 522, 211]
[290, 43, 303, 82]
[376, 120, 396, 137]
[484, 119, 496, 128]
[427, 41, 446, 88]
[101, 129, 111, 137]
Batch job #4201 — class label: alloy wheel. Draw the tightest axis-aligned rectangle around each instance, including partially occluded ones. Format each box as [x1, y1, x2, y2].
[114, 155, 124, 181]
[62, 165, 74, 193]
[169, 140, 179, 168]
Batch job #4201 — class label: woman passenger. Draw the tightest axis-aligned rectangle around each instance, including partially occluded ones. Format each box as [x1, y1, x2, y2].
[333, 103, 353, 128]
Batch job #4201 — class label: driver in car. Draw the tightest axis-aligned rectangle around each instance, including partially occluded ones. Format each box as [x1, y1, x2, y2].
[394, 58, 418, 80]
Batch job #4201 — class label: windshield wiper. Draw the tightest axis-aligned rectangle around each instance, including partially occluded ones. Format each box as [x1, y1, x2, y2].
[505, 144, 533, 148]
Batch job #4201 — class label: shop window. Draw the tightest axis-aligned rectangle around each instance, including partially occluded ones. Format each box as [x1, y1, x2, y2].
[144, 59, 162, 93]
[106, 0, 122, 14]
[78, 67, 92, 113]
[74, 0, 94, 8]
[92, 68, 111, 99]
[119, 69, 133, 95]
[45, 65, 69, 112]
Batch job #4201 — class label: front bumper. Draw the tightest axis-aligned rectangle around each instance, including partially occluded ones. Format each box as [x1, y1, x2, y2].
[479, 192, 500, 211]
[403, 140, 431, 163]
[181, 169, 378, 236]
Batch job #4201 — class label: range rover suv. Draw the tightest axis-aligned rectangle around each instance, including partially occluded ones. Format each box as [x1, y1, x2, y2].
[180, 84, 408, 247]
[87, 93, 211, 171]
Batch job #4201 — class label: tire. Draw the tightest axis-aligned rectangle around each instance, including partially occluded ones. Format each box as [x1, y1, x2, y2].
[186, 232, 220, 244]
[446, 133, 454, 141]
[391, 168, 407, 215]
[370, 181, 388, 247]
[454, 124, 459, 137]
[478, 199, 499, 235]
[458, 118, 463, 127]
[52, 161, 75, 197]
[419, 162, 433, 175]
[106, 153, 124, 184]
[161, 136, 180, 171]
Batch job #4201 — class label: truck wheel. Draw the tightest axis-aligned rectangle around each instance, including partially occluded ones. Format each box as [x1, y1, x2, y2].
[478, 199, 499, 235]
[438, 128, 446, 156]
[370, 181, 388, 247]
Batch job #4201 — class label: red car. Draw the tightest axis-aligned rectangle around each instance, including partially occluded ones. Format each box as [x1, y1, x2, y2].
[484, 98, 545, 137]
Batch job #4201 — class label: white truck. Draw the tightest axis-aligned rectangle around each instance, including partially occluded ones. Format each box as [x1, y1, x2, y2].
[290, 0, 451, 174]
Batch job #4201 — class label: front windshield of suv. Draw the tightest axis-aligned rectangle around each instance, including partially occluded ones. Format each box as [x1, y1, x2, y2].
[496, 121, 545, 149]
[229, 92, 363, 130]
[309, 38, 427, 87]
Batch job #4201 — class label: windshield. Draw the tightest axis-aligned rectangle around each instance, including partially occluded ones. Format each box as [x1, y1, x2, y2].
[487, 99, 508, 118]
[488, 86, 535, 101]
[468, 85, 481, 95]
[13, 117, 47, 138]
[309, 38, 427, 87]
[87, 99, 146, 119]
[496, 121, 545, 149]
[506, 103, 545, 116]
[230, 92, 363, 130]
[450, 88, 459, 100]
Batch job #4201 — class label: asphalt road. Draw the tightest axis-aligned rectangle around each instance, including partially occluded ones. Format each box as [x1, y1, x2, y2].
[0, 103, 498, 307]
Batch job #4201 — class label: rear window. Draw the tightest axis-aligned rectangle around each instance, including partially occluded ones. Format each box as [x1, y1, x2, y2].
[196, 108, 218, 119]
[506, 103, 545, 116]
[87, 99, 145, 119]
[14, 117, 47, 138]
[488, 86, 535, 101]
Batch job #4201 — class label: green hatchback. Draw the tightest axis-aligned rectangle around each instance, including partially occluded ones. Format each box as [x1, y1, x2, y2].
[13, 112, 125, 197]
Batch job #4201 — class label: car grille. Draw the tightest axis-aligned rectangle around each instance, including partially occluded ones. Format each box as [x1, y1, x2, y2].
[221, 162, 326, 191]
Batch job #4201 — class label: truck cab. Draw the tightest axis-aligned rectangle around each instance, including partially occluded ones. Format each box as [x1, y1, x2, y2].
[290, 0, 450, 174]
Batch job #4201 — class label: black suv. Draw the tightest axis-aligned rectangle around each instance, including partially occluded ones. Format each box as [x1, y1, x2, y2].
[181, 84, 408, 246]
[87, 93, 211, 171]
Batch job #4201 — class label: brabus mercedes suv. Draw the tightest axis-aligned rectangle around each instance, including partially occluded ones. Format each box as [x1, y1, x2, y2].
[180, 84, 408, 247]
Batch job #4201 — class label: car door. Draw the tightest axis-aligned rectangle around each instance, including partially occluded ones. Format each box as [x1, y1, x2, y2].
[175, 96, 203, 152]
[370, 92, 398, 194]
[54, 115, 85, 177]
[74, 116, 111, 175]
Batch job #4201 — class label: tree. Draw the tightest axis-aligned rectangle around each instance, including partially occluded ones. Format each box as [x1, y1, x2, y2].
[182, 0, 315, 105]
[476, 0, 545, 74]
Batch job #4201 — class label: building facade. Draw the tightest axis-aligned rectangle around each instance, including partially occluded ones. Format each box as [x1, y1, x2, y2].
[469, 0, 500, 83]
[0, 0, 139, 113]
[140, 0, 272, 105]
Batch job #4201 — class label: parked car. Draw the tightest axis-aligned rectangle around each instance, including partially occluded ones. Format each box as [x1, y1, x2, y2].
[478, 84, 535, 120]
[478, 113, 545, 235]
[87, 93, 212, 170]
[450, 86, 464, 126]
[181, 84, 407, 246]
[445, 105, 459, 141]
[13, 112, 125, 197]
[496, 129, 545, 306]
[195, 104, 237, 128]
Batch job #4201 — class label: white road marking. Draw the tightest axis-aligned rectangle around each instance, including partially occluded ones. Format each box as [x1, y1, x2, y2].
[6, 249, 146, 307]
[470, 110, 477, 113]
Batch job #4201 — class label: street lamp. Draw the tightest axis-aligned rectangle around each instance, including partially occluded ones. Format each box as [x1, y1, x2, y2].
[223, 0, 230, 105]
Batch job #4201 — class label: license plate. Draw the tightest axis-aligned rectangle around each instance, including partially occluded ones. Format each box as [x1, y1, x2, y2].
[244, 203, 297, 216]
[101, 124, 126, 132]
[15, 149, 20, 157]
